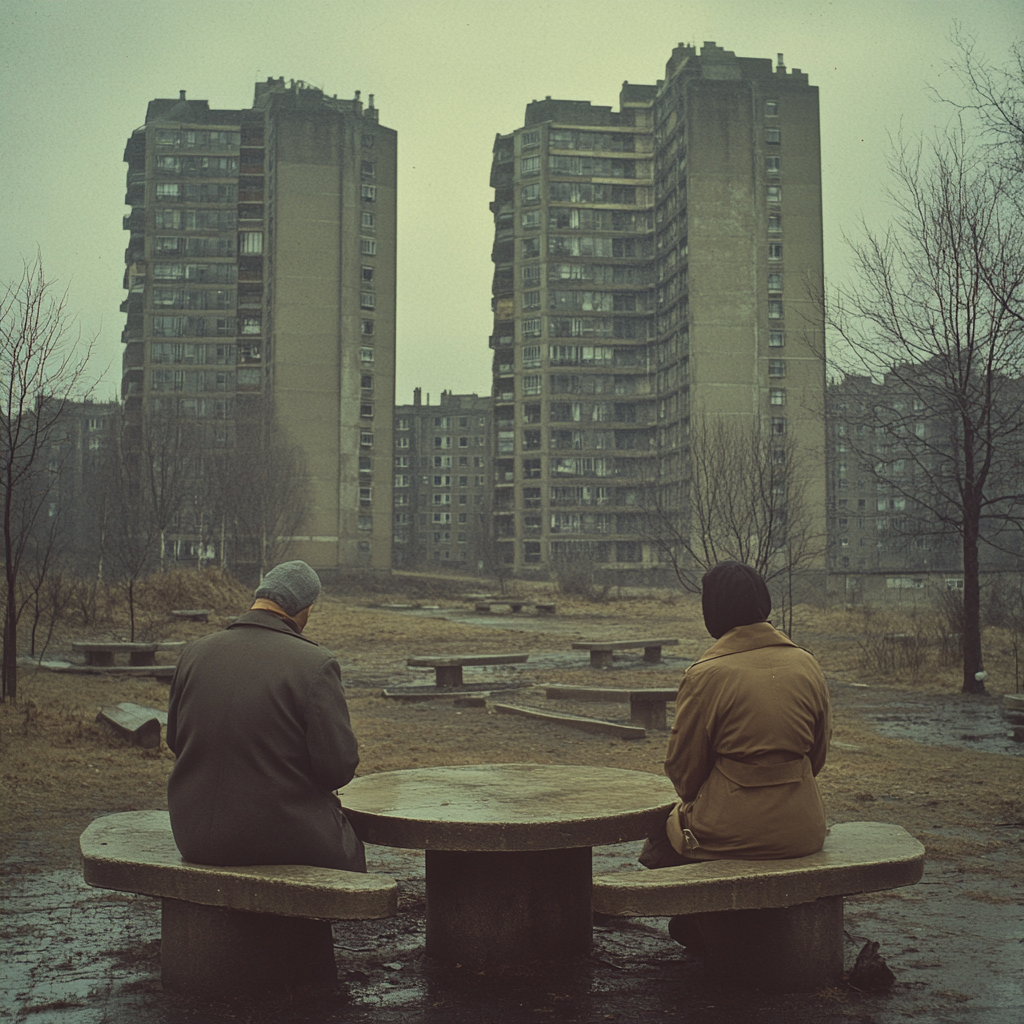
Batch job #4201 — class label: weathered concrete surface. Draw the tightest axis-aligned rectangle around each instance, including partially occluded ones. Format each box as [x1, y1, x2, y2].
[545, 684, 677, 702]
[341, 763, 677, 851]
[160, 898, 336, 996]
[81, 811, 398, 919]
[96, 703, 167, 749]
[491, 701, 647, 739]
[592, 821, 925, 916]
[425, 847, 593, 965]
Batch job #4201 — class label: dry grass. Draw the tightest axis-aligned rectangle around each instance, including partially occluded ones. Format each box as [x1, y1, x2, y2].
[1, 570, 1022, 881]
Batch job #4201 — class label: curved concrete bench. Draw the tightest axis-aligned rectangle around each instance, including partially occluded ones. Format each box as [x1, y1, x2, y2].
[592, 820, 925, 992]
[81, 811, 397, 996]
[572, 638, 679, 668]
[407, 652, 529, 688]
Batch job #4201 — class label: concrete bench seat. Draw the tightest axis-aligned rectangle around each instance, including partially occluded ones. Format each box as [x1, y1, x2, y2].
[407, 652, 529, 688]
[592, 821, 925, 992]
[170, 609, 211, 622]
[572, 638, 679, 669]
[71, 641, 159, 667]
[545, 684, 678, 730]
[80, 810, 398, 997]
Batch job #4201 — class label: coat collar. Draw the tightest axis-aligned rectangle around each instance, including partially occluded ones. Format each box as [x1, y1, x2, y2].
[693, 621, 797, 666]
[226, 608, 320, 646]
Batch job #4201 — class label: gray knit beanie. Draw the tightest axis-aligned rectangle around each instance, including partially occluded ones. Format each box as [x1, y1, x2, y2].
[254, 560, 322, 617]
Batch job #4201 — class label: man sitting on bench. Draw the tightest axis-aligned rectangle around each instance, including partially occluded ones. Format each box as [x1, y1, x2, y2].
[166, 560, 365, 873]
[640, 560, 831, 948]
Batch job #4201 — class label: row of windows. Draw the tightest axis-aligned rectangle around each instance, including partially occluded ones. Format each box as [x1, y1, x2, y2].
[152, 368, 261, 392]
[154, 183, 237, 203]
[156, 155, 239, 176]
[155, 129, 240, 151]
[152, 288, 235, 310]
[154, 209, 241, 231]
[152, 263, 238, 283]
[522, 182, 640, 206]
[519, 317, 649, 340]
[524, 209, 652, 232]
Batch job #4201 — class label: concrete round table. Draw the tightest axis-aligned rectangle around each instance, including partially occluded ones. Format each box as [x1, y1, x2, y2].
[341, 763, 677, 966]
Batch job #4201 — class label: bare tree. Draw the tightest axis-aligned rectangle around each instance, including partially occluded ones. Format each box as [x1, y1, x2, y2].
[218, 397, 311, 583]
[1, 259, 93, 701]
[641, 414, 822, 635]
[827, 116, 1024, 693]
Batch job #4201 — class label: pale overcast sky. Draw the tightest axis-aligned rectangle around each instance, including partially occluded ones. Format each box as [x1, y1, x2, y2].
[1, 0, 1020, 404]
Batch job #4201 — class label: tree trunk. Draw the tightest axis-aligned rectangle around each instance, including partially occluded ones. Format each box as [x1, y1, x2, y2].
[3, 574, 17, 702]
[961, 508, 986, 694]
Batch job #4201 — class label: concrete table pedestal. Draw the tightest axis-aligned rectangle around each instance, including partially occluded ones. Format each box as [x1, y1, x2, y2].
[425, 847, 593, 963]
[343, 763, 677, 968]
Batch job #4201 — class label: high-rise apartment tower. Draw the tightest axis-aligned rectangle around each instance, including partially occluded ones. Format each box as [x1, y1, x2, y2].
[121, 79, 396, 577]
[488, 43, 826, 583]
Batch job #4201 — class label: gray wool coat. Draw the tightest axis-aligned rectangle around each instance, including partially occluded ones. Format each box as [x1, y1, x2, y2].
[166, 609, 365, 871]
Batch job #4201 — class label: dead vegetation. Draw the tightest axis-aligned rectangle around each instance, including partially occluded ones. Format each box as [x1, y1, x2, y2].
[1, 569, 1021, 881]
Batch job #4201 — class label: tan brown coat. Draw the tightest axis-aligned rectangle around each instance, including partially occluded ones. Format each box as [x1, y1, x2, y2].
[664, 621, 830, 860]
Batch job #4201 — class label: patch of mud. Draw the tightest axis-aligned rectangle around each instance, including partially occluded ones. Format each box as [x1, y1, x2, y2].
[830, 683, 1021, 757]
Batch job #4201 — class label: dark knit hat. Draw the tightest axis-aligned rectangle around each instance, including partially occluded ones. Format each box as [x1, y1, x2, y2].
[254, 560, 322, 617]
[701, 561, 772, 639]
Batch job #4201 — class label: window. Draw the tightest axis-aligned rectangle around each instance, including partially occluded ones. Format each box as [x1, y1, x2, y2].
[768, 273, 783, 294]
[239, 232, 263, 254]
[361, 160, 375, 178]
[521, 183, 541, 204]
[522, 345, 541, 369]
[360, 238, 377, 255]
[361, 212, 375, 229]
[522, 318, 542, 338]
[360, 292, 376, 310]
[523, 375, 542, 395]
[522, 238, 540, 259]
[362, 133, 375, 148]
[768, 213, 782, 234]
[522, 210, 541, 230]
[360, 431, 373, 446]
[769, 330, 784, 348]
[768, 243, 783, 261]
[521, 130, 540, 149]
[361, 266, 374, 282]
[359, 456, 372, 474]
[361, 319, 375, 335]
[766, 127, 781, 144]
[360, 346, 374, 362]
[523, 290, 541, 311]
[360, 374, 373, 391]
[766, 156, 781, 173]
[361, 184, 376, 201]
[770, 388, 786, 405]
[771, 416, 786, 435]
[521, 156, 540, 176]
[765, 100, 778, 116]
[767, 185, 782, 204]
[768, 300, 784, 319]
[359, 487, 372, 506]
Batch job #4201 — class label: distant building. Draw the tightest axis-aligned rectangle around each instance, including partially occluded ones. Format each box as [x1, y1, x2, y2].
[826, 367, 1023, 604]
[393, 390, 493, 569]
[487, 43, 827, 582]
[121, 79, 396, 577]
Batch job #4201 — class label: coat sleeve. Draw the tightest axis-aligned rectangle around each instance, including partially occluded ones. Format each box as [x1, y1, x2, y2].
[303, 656, 360, 791]
[663, 670, 716, 804]
[807, 664, 831, 776]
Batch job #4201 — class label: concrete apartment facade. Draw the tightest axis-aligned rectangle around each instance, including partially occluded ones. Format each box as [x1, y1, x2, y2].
[121, 79, 396, 577]
[393, 391, 493, 570]
[487, 43, 827, 584]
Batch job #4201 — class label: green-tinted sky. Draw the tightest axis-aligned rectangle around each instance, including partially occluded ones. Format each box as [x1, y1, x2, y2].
[1, 0, 1021, 402]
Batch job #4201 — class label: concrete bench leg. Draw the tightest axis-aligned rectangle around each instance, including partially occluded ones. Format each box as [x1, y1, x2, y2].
[641, 645, 663, 664]
[425, 848, 592, 966]
[589, 650, 614, 669]
[697, 895, 844, 992]
[160, 897, 336, 996]
[129, 652, 156, 666]
[86, 652, 115, 667]
[434, 665, 464, 688]
[630, 699, 667, 731]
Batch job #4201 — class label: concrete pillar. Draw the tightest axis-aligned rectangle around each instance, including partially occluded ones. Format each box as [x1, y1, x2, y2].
[425, 847, 592, 965]
[160, 898, 336, 996]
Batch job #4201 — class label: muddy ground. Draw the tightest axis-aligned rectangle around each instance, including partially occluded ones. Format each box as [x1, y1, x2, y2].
[1, 572, 1022, 1023]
